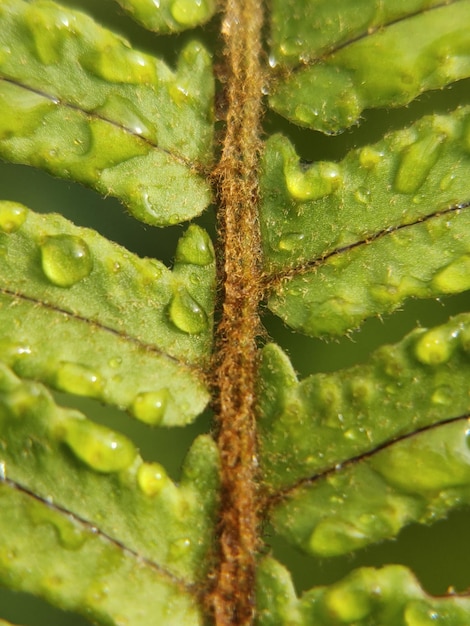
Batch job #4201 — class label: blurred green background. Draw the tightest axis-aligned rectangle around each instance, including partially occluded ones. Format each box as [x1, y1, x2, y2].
[2, 0, 470, 623]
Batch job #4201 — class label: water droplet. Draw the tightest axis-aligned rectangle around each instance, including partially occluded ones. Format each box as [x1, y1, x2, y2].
[404, 602, 443, 626]
[432, 255, 470, 294]
[62, 417, 136, 473]
[169, 289, 207, 334]
[55, 362, 103, 399]
[175, 225, 214, 266]
[169, 537, 192, 559]
[81, 36, 156, 84]
[131, 390, 170, 425]
[278, 232, 305, 252]
[439, 172, 456, 191]
[0, 202, 27, 233]
[40, 235, 93, 287]
[358, 146, 383, 169]
[354, 186, 371, 205]
[414, 328, 458, 366]
[137, 462, 168, 496]
[28, 501, 88, 550]
[171, 0, 208, 26]
[108, 357, 122, 369]
[309, 518, 366, 557]
[431, 385, 453, 406]
[25, 5, 71, 65]
[97, 95, 151, 137]
[0, 461, 6, 480]
[285, 161, 342, 201]
[394, 132, 445, 194]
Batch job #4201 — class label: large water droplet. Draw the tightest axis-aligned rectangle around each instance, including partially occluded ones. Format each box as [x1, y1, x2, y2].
[175, 225, 214, 266]
[62, 417, 136, 473]
[394, 132, 445, 194]
[169, 289, 207, 334]
[137, 462, 168, 496]
[81, 37, 156, 84]
[55, 362, 103, 399]
[0, 202, 27, 233]
[278, 232, 305, 252]
[131, 389, 170, 425]
[414, 328, 458, 365]
[285, 161, 342, 201]
[40, 235, 93, 287]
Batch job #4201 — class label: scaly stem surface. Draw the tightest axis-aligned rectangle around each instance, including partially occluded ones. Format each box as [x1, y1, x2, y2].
[207, 0, 265, 623]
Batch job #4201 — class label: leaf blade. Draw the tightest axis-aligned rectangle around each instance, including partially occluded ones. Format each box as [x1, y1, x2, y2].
[0, 0, 214, 225]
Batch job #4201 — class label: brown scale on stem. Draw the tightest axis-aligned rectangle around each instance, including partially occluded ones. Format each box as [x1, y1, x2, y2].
[206, 0, 265, 624]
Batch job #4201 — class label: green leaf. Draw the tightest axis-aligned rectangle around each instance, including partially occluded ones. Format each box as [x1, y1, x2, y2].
[261, 315, 470, 557]
[256, 558, 470, 626]
[116, 0, 217, 33]
[0, 0, 214, 225]
[0, 202, 215, 425]
[0, 363, 219, 587]
[262, 107, 470, 337]
[269, 0, 470, 132]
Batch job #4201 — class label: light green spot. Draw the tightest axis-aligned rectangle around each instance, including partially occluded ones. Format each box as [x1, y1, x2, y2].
[175, 224, 214, 266]
[40, 235, 93, 287]
[414, 328, 458, 365]
[0, 202, 27, 233]
[169, 288, 207, 334]
[131, 390, 170, 425]
[171, 0, 208, 26]
[432, 255, 470, 293]
[55, 362, 103, 399]
[62, 418, 136, 473]
[137, 462, 169, 496]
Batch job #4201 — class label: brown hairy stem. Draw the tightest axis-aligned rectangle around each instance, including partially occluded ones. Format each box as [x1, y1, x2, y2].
[206, 0, 265, 624]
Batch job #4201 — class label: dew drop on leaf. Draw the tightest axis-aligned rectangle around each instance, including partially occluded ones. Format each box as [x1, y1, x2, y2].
[168, 289, 208, 334]
[137, 462, 168, 496]
[431, 385, 453, 406]
[393, 133, 444, 194]
[55, 362, 103, 399]
[0, 202, 27, 234]
[130, 389, 170, 425]
[277, 232, 305, 252]
[62, 418, 137, 473]
[169, 537, 192, 559]
[40, 234, 93, 287]
[28, 501, 88, 550]
[404, 601, 443, 626]
[175, 224, 214, 266]
[414, 328, 458, 365]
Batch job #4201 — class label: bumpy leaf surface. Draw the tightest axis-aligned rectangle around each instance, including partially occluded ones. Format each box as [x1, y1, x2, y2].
[2, 0, 470, 624]
[0, 0, 214, 225]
